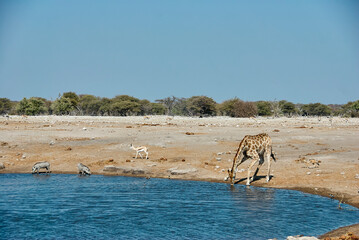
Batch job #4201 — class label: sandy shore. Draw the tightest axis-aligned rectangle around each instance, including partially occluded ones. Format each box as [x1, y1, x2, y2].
[1, 115, 358, 238]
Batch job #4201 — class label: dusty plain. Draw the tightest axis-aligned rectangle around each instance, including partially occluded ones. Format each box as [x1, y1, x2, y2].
[1, 115, 358, 238]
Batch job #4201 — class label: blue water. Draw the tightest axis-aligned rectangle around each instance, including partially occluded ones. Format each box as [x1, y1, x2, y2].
[0, 174, 358, 240]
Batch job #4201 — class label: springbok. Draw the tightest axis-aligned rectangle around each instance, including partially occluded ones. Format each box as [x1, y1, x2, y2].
[130, 144, 149, 159]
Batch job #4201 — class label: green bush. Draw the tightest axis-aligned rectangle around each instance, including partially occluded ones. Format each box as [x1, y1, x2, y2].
[186, 96, 217, 116]
[256, 101, 272, 116]
[16, 97, 47, 115]
[301, 103, 332, 116]
[279, 100, 297, 116]
[218, 98, 257, 118]
[0, 98, 12, 114]
[51, 97, 73, 115]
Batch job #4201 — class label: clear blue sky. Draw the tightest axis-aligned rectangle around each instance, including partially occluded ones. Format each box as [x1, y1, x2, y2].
[0, 0, 358, 104]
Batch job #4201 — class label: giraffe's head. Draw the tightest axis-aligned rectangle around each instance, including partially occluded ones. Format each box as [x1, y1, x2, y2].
[225, 168, 234, 184]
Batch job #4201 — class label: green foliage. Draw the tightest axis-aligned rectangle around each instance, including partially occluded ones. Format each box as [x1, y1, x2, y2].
[0, 98, 12, 114]
[279, 100, 297, 116]
[113, 95, 139, 103]
[156, 96, 178, 115]
[62, 92, 79, 107]
[78, 95, 102, 116]
[51, 97, 73, 115]
[256, 101, 272, 116]
[95, 98, 110, 116]
[16, 97, 47, 115]
[110, 101, 141, 116]
[300, 103, 332, 116]
[217, 98, 239, 117]
[342, 100, 359, 117]
[218, 98, 257, 118]
[186, 96, 217, 116]
[150, 103, 166, 115]
[5, 92, 359, 118]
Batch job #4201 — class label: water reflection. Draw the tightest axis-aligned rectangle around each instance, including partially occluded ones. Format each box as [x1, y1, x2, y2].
[229, 184, 275, 208]
[32, 173, 51, 181]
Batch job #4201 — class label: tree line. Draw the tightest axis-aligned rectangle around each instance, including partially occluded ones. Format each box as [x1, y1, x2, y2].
[0, 92, 358, 117]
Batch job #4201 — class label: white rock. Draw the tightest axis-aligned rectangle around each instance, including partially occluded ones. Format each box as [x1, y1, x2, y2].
[286, 236, 318, 240]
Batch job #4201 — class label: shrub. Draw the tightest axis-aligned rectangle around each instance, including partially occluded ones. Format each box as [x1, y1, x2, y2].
[256, 101, 272, 116]
[0, 98, 12, 114]
[300, 103, 332, 116]
[218, 98, 257, 118]
[279, 100, 297, 116]
[16, 97, 47, 115]
[186, 96, 217, 116]
[51, 97, 73, 115]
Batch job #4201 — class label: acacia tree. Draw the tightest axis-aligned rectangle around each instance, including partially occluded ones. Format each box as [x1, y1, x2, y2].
[186, 96, 217, 116]
[16, 97, 47, 115]
[51, 97, 73, 115]
[279, 100, 297, 116]
[0, 98, 12, 114]
[300, 103, 332, 116]
[218, 98, 257, 118]
[78, 95, 102, 115]
[341, 100, 359, 117]
[156, 96, 177, 115]
[256, 101, 272, 116]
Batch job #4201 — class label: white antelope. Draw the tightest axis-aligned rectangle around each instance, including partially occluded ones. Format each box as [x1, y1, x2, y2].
[130, 144, 149, 159]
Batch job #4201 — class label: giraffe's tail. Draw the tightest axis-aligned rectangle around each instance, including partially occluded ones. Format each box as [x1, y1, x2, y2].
[271, 149, 276, 162]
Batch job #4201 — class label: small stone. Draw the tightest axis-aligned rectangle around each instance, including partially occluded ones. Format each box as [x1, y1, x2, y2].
[216, 158, 221, 161]
[21, 154, 26, 159]
[307, 172, 311, 175]
[83, 127, 87, 131]
[355, 174, 359, 179]
[49, 141, 55, 145]
[0, 162, 5, 169]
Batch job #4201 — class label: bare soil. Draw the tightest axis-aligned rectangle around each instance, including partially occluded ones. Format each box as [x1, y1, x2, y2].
[1, 115, 358, 238]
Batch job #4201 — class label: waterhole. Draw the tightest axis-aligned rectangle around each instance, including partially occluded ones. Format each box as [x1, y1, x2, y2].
[0, 174, 358, 239]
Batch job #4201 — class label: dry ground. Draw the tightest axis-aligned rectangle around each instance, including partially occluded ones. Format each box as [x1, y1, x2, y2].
[1, 115, 358, 238]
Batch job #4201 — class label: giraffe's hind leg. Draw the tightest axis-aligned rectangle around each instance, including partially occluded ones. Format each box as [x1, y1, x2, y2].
[266, 147, 272, 182]
[251, 155, 264, 182]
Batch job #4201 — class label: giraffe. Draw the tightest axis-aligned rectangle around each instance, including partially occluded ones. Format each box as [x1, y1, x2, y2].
[226, 133, 276, 186]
